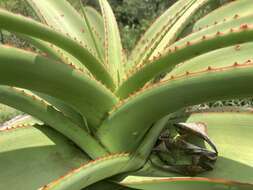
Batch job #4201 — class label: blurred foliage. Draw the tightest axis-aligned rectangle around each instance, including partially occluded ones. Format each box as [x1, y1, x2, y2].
[0, 0, 252, 124]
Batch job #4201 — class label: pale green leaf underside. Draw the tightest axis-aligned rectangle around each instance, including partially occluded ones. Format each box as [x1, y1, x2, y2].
[0, 86, 108, 158]
[0, 125, 89, 190]
[39, 153, 131, 190]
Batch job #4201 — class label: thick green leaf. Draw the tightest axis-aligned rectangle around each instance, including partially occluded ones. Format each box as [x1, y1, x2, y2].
[98, 62, 253, 152]
[0, 86, 108, 158]
[33, 92, 87, 129]
[80, 5, 105, 62]
[25, 0, 98, 58]
[149, 0, 212, 63]
[127, 0, 194, 71]
[166, 41, 253, 78]
[99, 0, 125, 85]
[193, 0, 253, 31]
[0, 124, 89, 190]
[121, 177, 252, 190]
[0, 8, 114, 88]
[117, 15, 253, 98]
[20, 35, 91, 74]
[39, 153, 131, 190]
[0, 46, 118, 127]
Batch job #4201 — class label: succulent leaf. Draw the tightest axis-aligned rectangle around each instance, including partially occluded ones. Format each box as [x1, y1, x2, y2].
[0, 124, 89, 190]
[39, 153, 131, 190]
[20, 35, 91, 73]
[25, 0, 99, 58]
[148, 0, 212, 64]
[0, 46, 118, 128]
[80, 6, 105, 61]
[166, 41, 253, 79]
[193, 0, 253, 32]
[0, 8, 115, 88]
[127, 0, 194, 71]
[98, 62, 253, 152]
[1, 0, 253, 189]
[117, 15, 253, 98]
[99, 0, 125, 85]
[0, 86, 108, 158]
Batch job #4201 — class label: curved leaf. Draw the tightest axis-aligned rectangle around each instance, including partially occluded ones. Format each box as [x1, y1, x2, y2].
[149, 0, 212, 64]
[0, 46, 118, 127]
[0, 124, 89, 190]
[39, 153, 131, 190]
[166, 41, 253, 78]
[0, 8, 114, 88]
[33, 92, 87, 129]
[0, 86, 108, 158]
[20, 35, 91, 73]
[98, 62, 253, 152]
[121, 177, 252, 190]
[117, 15, 253, 98]
[80, 5, 105, 61]
[193, 0, 253, 31]
[25, 0, 99, 59]
[99, 0, 125, 84]
[127, 0, 194, 70]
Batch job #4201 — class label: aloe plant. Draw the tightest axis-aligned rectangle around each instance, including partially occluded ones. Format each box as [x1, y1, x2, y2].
[0, 0, 253, 189]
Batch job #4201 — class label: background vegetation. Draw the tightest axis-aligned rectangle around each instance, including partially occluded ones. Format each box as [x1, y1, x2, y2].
[0, 0, 252, 124]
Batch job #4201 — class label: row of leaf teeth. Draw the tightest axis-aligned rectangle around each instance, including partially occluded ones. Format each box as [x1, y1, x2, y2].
[5, 87, 83, 128]
[123, 23, 253, 82]
[6, 7, 101, 62]
[129, 1, 191, 58]
[100, 1, 110, 67]
[2, 44, 116, 97]
[110, 59, 253, 115]
[194, 13, 242, 32]
[167, 43, 243, 70]
[0, 123, 36, 131]
[128, 0, 210, 69]
[39, 152, 130, 190]
[128, 2, 191, 68]
[26, 1, 100, 60]
[47, 44, 93, 77]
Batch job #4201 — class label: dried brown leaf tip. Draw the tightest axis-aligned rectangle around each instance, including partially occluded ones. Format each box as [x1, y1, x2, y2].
[234, 45, 241, 51]
[240, 24, 248, 30]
